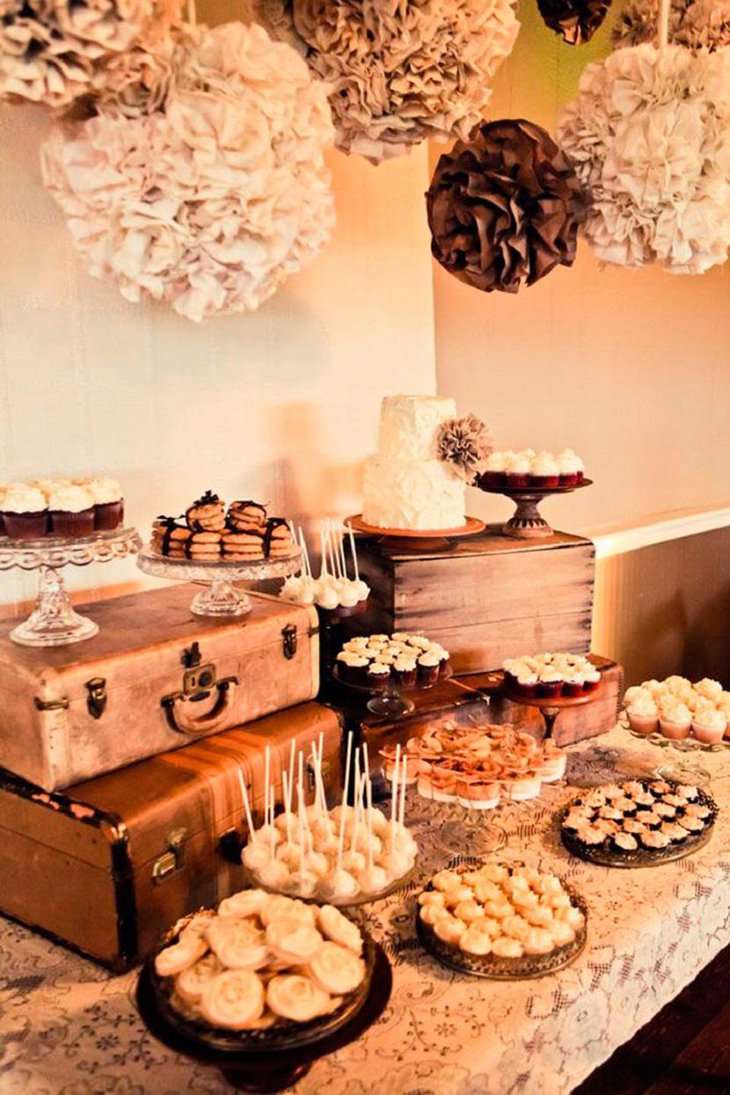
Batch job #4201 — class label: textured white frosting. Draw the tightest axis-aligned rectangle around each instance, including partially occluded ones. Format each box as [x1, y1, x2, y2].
[47, 484, 93, 513]
[78, 477, 122, 504]
[377, 395, 456, 461]
[362, 455, 464, 530]
[2, 484, 46, 514]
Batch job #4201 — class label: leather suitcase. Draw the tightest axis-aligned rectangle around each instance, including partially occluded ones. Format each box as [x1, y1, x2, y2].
[0, 702, 342, 971]
[343, 527, 595, 675]
[0, 585, 319, 790]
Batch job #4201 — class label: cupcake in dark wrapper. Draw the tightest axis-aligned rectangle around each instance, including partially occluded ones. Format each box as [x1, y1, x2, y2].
[529, 453, 560, 488]
[417, 651, 441, 686]
[47, 484, 95, 537]
[392, 657, 418, 687]
[366, 662, 392, 689]
[537, 668, 563, 698]
[557, 449, 584, 487]
[78, 477, 124, 530]
[1, 484, 48, 540]
[479, 451, 509, 488]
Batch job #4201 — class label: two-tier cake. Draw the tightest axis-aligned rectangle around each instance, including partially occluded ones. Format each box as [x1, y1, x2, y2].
[362, 395, 466, 531]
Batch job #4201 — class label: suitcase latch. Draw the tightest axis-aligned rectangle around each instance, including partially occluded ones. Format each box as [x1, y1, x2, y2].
[282, 624, 297, 660]
[152, 827, 188, 884]
[85, 677, 107, 720]
[305, 756, 330, 792]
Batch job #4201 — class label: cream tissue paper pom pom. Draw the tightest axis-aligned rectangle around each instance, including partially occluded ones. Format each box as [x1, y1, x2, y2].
[0, 0, 181, 111]
[244, 0, 520, 164]
[41, 22, 335, 322]
[613, 0, 730, 53]
[557, 43, 730, 274]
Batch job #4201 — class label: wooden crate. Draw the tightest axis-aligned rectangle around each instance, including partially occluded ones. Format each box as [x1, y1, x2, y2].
[344, 526, 595, 675]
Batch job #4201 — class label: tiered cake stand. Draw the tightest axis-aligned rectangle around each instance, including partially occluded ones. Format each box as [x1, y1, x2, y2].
[476, 479, 592, 539]
[137, 547, 301, 618]
[0, 527, 141, 647]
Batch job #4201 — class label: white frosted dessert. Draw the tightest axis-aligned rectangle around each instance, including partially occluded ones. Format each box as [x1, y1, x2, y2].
[363, 395, 465, 530]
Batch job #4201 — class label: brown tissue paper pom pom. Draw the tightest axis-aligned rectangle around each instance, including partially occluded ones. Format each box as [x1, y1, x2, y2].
[536, 0, 612, 45]
[426, 118, 585, 295]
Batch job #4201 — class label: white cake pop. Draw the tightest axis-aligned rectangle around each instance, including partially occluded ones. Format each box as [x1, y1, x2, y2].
[341, 849, 367, 875]
[287, 870, 319, 898]
[378, 849, 414, 879]
[321, 867, 359, 901]
[242, 841, 271, 871]
[353, 579, 370, 602]
[275, 841, 301, 869]
[316, 585, 340, 610]
[258, 859, 291, 890]
[280, 576, 304, 601]
[365, 807, 390, 837]
[357, 865, 389, 894]
[306, 851, 330, 879]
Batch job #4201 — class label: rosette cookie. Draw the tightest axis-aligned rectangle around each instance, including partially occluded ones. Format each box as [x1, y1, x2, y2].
[206, 918, 269, 970]
[309, 942, 366, 995]
[265, 916, 324, 963]
[266, 973, 334, 1022]
[200, 969, 266, 1030]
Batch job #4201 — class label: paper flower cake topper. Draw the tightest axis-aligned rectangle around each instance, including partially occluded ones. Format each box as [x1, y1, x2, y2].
[537, 0, 613, 45]
[427, 118, 585, 294]
[0, 0, 181, 111]
[613, 0, 730, 52]
[244, 0, 520, 164]
[437, 414, 493, 483]
[558, 42, 730, 273]
[41, 21, 335, 322]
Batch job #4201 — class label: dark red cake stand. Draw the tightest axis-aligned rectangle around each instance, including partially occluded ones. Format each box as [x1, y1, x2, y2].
[476, 479, 592, 539]
[136, 944, 392, 1093]
[501, 679, 603, 742]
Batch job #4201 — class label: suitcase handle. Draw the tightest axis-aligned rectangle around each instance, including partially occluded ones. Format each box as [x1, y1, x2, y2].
[161, 676, 239, 736]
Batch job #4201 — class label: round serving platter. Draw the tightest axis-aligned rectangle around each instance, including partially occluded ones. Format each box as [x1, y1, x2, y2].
[242, 864, 418, 909]
[143, 910, 378, 1055]
[416, 857, 588, 981]
[559, 782, 718, 869]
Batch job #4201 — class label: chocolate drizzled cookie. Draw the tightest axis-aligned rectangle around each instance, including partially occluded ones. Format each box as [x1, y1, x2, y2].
[186, 491, 227, 533]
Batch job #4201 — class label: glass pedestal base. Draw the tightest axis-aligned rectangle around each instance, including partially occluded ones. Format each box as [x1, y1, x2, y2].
[366, 689, 415, 719]
[656, 758, 712, 786]
[436, 816, 507, 859]
[190, 579, 251, 618]
[10, 566, 99, 647]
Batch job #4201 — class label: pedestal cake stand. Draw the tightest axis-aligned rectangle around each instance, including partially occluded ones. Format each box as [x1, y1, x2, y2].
[476, 479, 592, 539]
[346, 514, 485, 552]
[501, 679, 603, 742]
[620, 714, 725, 786]
[137, 547, 301, 618]
[0, 527, 141, 647]
[333, 663, 452, 719]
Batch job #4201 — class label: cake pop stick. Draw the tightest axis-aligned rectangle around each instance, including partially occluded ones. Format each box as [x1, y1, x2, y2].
[264, 746, 270, 832]
[319, 524, 329, 579]
[346, 522, 360, 582]
[298, 528, 312, 579]
[286, 739, 296, 813]
[337, 732, 354, 870]
[399, 756, 408, 828]
[338, 525, 348, 580]
[297, 777, 305, 876]
[268, 783, 276, 857]
[282, 769, 293, 845]
[349, 757, 362, 853]
[237, 768, 256, 842]
[364, 754, 374, 870]
[390, 743, 402, 843]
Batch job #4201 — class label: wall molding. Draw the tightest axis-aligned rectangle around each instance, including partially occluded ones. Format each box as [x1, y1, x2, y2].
[588, 506, 730, 561]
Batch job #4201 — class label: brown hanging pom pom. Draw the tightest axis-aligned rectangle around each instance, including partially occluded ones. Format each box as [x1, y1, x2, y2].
[536, 0, 612, 45]
[437, 415, 493, 483]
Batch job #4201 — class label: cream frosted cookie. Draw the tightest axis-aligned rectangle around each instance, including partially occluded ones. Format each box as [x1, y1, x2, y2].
[200, 970, 266, 1030]
[206, 918, 268, 970]
[218, 889, 270, 920]
[155, 933, 208, 977]
[309, 942, 365, 996]
[259, 895, 317, 928]
[317, 905, 363, 955]
[265, 916, 324, 964]
[266, 974, 334, 1022]
[176, 954, 225, 1004]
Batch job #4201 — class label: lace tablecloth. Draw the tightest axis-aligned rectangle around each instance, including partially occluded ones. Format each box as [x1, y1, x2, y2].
[1, 726, 729, 1095]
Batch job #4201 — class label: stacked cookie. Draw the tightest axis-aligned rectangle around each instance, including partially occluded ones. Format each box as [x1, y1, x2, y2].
[154, 892, 367, 1031]
[151, 492, 295, 563]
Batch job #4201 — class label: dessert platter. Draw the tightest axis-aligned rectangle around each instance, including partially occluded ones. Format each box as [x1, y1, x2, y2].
[138, 889, 392, 1091]
[333, 630, 451, 717]
[241, 735, 418, 906]
[476, 448, 590, 539]
[381, 722, 565, 855]
[560, 778, 718, 867]
[137, 493, 301, 617]
[501, 652, 604, 740]
[416, 858, 588, 979]
[0, 476, 139, 646]
[622, 675, 730, 784]
[350, 394, 488, 548]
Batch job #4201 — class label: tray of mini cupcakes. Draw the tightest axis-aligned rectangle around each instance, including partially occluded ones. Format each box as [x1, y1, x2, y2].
[0, 476, 124, 540]
[623, 675, 730, 747]
[334, 632, 451, 692]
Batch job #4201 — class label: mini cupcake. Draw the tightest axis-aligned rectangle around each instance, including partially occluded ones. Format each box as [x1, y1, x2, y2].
[612, 832, 638, 853]
[506, 770, 541, 801]
[529, 452, 560, 488]
[47, 483, 95, 537]
[694, 678, 723, 702]
[79, 477, 124, 531]
[556, 449, 584, 486]
[563, 673, 585, 698]
[659, 702, 692, 740]
[582, 668, 601, 693]
[479, 450, 510, 488]
[692, 708, 727, 745]
[366, 661, 392, 688]
[458, 779, 501, 810]
[430, 644, 451, 678]
[504, 451, 531, 489]
[338, 653, 369, 685]
[417, 651, 441, 686]
[537, 668, 563, 698]
[392, 657, 418, 687]
[538, 746, 566, 782]
[516, 671, 539, 698]
[1, 483, 48, 539]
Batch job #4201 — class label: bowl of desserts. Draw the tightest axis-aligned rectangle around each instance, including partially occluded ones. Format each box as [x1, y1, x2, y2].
[416, 858, 588, 979]
[560, 778, 718, 867]
[623, 676, 730, 746]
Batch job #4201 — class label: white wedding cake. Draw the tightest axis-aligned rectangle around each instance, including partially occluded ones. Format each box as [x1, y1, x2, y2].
[362, 395, 465, 530]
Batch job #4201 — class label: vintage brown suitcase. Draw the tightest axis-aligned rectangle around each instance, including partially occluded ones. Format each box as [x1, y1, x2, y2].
[355, 657, 623, 779]
[343, 527, 595, 675]
[0, 702, 342, 971]
[0, 585, 319, 790]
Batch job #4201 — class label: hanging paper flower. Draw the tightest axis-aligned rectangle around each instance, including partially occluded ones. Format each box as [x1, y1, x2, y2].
[537, 0, 612, 45]
[437, 415, 493, 482]
[427, 119, 585, 294]
[41, 22, 335, 322]
[0, 0, 181, 111]
[613, 0, 730, 52]
[557, 43, 730, 274]
[243, 0, 520, 164]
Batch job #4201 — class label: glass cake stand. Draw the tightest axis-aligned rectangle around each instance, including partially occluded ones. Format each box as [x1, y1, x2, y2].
[0, 527, 141, 647]
[476, 479, 592, 539]
[333, 664, 451, 718]
[137, 547, 301, 618]
[619, 714, 724, 786]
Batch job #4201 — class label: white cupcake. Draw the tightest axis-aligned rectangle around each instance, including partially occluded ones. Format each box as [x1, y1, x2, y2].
[692, 708, 727, 745]
[659, 702, 693, 740]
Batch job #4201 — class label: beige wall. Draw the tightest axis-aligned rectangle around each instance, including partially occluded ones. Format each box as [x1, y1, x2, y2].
[433, 5, 730, 537]
[0, 1, 437, 604]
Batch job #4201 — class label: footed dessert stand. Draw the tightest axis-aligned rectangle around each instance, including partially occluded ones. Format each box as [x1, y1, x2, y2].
[476, 479, 592, 539]
[0, 527, 141, 647]
[333, 664, 452, 719]
[502, 680, 603, 742]
[620, 715, 725, 786]
[137, 547, 301, 618]
[347, 514, 485, 552]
